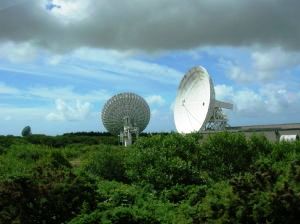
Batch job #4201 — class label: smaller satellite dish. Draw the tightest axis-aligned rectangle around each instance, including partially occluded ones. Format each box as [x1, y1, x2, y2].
[174, 66, 233, 134]
[101, 92, 150, 146]
[21, 126, 32, 137]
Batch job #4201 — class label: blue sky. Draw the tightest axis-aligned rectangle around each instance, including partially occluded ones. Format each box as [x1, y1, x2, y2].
[0, 0, 300, 135]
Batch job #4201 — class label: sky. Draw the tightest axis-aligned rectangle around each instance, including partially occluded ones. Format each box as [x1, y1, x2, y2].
[0, 0, 300, 135]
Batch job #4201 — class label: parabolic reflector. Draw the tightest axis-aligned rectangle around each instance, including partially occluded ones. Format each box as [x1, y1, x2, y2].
[174, 66, 233, 133]
[101, 92, 150, 136]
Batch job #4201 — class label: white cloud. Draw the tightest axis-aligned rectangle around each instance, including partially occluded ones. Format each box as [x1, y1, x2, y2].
[4, 116, 12, 121]
[0, 106, 50, 135]
[47, 54, 63, 65]
[0, 85, 101, 125]
[0, 42, 38, 63]
[151, 109, 159, 117]
[215, 84, 234, 101]
[252, 48, 300, 71]
[215, 84, 300, 118]
[146, 108, 175, 132]
[1, 47, 181, 86]
[0, 104, 100, 135]
[71, 48, 182, 85]
[233, 90, 265, 116]
[28, 86, 110, 102]
[146, 95, 165, 106]
[219, 58, 273, 83]
[46, 98, 91, 121]
[219, 47, 300, 83]
[46, 0, 92, 24]
[216, 84, 264, 116]
[0, 83, 111, 106]
[0, 82, 20, 94]
[228, 65, 251, 82]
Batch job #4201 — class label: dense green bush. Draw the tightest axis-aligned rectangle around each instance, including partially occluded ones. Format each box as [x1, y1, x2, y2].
[84, 145, 128, 182]
[0, 135, 25, 148]
[0, 150, 96, 224]
[126, 133, 206, 190]
[0, 132, 299, 223]
[69, 181, 188, 224]
[25, 134, 118, 147]
[200, 132, 254, 179]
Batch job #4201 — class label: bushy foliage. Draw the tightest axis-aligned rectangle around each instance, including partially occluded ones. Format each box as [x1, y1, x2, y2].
[69, 181, 189, 224]
[0, 149, 96, 224]
[126, 133, 207, 189]
[0, 135, 25, 149]
[200, 132, 255, 179]
[84, 145, 128, 182]
[25, 134, 118, 147]
[0, 132, 299, 223]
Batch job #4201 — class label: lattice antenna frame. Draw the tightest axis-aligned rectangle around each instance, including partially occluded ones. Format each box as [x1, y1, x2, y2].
[205, 108, 229, 130]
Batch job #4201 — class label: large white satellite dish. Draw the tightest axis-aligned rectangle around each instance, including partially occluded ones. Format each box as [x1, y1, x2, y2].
[174, 66, 233, 134]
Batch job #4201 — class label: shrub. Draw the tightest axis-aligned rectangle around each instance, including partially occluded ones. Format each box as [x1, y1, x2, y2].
[84, 146, 128, 182]
[196, 181, 237, 223]
[200, 132, 253, 179]
[248, 134, 273, 156]
[126, 133, 206, 190]
[0, 158, 96, 224]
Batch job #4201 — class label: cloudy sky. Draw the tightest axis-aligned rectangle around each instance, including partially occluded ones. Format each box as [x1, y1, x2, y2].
[0, 0, 300, 135]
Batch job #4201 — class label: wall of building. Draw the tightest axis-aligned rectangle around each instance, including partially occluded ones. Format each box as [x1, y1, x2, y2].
[201, 123, 300, 142]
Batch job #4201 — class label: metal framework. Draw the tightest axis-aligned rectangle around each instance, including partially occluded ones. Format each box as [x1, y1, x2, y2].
[205, 108, 229, 130]
[204, 100, 233, 131]
[119, 116, 139, 146]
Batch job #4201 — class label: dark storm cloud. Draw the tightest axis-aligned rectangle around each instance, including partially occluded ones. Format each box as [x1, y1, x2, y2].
[0, 0, 299, 52]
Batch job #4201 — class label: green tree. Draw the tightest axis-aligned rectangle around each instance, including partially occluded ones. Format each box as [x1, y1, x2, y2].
[200, 132, 253, 179]
[84, 146, 128, 182]
[126, 133, 206, 190]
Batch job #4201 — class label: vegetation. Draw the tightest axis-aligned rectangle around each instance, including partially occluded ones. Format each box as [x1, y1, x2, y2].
[0, 132, 299, 223]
